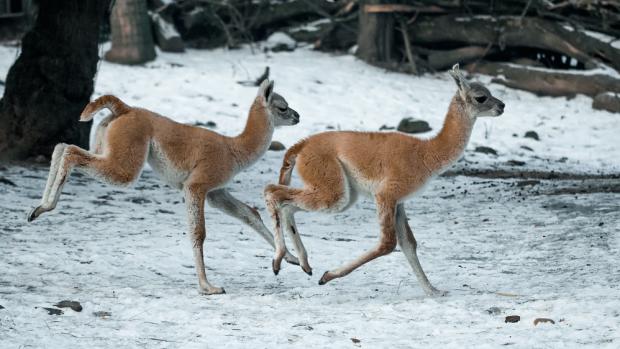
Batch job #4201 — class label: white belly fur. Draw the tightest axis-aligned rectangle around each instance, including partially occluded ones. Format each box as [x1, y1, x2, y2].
[147, 140, 189, 189]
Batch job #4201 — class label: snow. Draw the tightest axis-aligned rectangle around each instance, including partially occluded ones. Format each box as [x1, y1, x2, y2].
[264, 32, 297, 50]
[0, 43, 619, 348]
[564, 25, 620, 50]
[289, 19, 331, 33]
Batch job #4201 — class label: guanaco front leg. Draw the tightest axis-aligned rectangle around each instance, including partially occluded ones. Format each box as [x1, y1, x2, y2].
[319, 194, 398, 285]
[185, 183, 225, 295]
[206, 188, 300, 266]
[395, 204, 445, 296]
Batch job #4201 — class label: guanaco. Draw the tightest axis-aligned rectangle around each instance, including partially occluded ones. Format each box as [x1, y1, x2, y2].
[264, 64, 505, 296]
[28, 79, 302, 295]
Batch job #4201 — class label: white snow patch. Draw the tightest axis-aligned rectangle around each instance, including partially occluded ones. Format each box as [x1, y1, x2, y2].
[265, 32, 296, 50]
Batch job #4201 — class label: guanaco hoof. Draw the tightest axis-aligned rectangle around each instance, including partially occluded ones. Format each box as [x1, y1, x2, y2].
[27, 207, 41, 222]
[199, 287, 226, 295]
[318, 271, 331, 285]
[302, 265, 312, 276]
[272, 259, 280, 275]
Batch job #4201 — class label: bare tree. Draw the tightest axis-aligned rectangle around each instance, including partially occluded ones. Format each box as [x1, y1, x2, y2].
[0, 0, 111, 160]
[356, 0, 395, 64]
[105, 0, 156, 65]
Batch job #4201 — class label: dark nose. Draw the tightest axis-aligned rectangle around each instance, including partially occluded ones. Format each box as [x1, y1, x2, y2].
[499, 101, 505, 110]
[291, 109, 300, 123]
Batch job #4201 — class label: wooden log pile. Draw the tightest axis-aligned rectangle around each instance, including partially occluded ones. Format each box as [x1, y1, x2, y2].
[153, 0, 350, 49]
[355, 0, 620, 111]
[145, 0, 620, 111]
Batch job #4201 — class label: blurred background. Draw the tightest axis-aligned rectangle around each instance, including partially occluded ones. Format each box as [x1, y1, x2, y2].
[0, 0, 618, 166]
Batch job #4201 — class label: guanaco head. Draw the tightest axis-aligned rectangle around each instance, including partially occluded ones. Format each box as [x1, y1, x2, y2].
[449, 64, 505, 118]
[257, 79, 300, 126]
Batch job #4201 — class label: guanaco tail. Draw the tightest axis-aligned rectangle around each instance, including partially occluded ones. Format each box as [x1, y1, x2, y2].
[264, 64, 505, 296]
[28, 79, 302, 295]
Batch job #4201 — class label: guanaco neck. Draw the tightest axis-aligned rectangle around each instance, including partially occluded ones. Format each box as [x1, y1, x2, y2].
[229, 100, 274, 169]
[423, 95, 475, 173]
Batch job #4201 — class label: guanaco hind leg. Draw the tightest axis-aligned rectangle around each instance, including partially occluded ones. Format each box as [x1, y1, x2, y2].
[28, 117, 150, 222]
[266, 152, 353, 275]
[281, 208, 312, 275]
[318, 194, 398, 285]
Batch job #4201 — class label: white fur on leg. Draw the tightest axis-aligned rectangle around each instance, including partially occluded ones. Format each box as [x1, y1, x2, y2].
[395, 205, 445, 296]
[280, 206, 311, 274]
[40, 143, 67, 207]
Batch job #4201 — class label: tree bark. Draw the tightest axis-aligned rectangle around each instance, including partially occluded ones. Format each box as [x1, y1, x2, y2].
[105, 0, 156, 65]
[356, 0, 395, 63]
[468, 62, 620, 98]
[0, 0, 111, 161]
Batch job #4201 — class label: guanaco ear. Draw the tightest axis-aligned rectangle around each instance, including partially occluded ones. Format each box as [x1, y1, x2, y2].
[257, 79, 275, 103]
[449, 63, 470, 93]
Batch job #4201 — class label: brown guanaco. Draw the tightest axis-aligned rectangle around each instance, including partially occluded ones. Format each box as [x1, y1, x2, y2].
[265, 65, 505, 296]
[28, 80, 301, 295]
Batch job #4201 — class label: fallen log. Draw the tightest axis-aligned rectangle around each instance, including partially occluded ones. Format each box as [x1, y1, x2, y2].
[408, 15, 620, 72]
[172, 0, 347, 47]
[468, 61, 620, 98]
[416, 45, 496, 71]
[409, 0, 620, 36]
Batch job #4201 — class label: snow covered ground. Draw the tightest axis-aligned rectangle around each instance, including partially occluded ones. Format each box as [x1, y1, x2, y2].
[0, 43, 619, 348]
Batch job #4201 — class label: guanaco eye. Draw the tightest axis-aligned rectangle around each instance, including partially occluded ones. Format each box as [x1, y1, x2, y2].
[474, 96, 487, 103]
[277, 106, 287, 112]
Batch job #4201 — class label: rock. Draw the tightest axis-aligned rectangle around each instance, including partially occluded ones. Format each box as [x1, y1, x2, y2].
[269, 141, 286, 151]
[180, 7, 226, 49]
[264, 32, 296, 52]
[379, 124, 395, 130]
[54, 300, 83, 312]
[0, 304, 4, 309]
[42, 307, 63, 316]
[486, 306, 502, 315]
[592, 92, 620, 113]
[474, 146, 498, 156]
[505, 315, 520, 323]
[397, 117, 432, 134]
[194, 120, 217, 128]
[35, 154, 47, 163]
[351, 338, 361, 344]
[151, 13, 185, 52]
[524, 130, 539, 141]
[533, 318, 555, 325]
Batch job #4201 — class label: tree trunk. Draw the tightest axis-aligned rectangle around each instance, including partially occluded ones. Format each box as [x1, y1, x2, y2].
[105, 0, 156, 65]
[0, 0, 111, 161]
[356, 0, 395, 64]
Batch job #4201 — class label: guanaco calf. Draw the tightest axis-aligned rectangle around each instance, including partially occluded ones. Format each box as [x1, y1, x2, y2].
[28, 80, 301, 295]
[265, 64, 505, 296]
